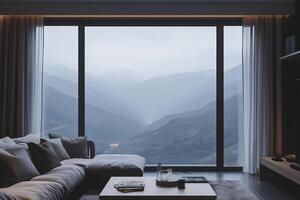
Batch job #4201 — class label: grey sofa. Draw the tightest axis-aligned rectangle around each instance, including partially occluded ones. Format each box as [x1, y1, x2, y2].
[0, 135, 146, 200]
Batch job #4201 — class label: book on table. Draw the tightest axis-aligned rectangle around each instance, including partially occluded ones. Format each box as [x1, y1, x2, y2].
[181, 176, 208, 183]
[114, 180, 145, 193]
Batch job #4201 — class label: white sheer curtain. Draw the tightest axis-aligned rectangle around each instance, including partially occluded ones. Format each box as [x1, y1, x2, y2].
[242, 16, 286, 173]
[0, 16, 44, 138]
[25, 16, 44, 136]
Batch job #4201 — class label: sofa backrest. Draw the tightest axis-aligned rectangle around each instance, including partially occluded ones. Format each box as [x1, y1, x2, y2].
[0, 135, 96, 159]
[13, 134, 40, 144]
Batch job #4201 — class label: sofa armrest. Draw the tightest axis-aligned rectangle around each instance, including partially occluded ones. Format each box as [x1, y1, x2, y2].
[87, 140, 95, 159]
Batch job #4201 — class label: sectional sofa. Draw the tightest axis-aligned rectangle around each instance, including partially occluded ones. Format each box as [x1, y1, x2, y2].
[0, 134, 146, 200]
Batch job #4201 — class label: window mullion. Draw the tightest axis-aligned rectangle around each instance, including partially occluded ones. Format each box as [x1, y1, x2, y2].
[216, 25, 224, 169]
[78, 25, 85, 137]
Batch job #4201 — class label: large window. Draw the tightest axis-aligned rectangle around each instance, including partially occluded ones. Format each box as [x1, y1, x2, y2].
[224, 26, 243, 166]
[85, 27, 216, 164]
[42, 19, 243, 168]
[42, 26, 78, 137]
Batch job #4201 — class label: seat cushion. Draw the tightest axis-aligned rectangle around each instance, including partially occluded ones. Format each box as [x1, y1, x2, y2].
[60, 154, 145, 185]
[0, 181, 65, 200]
[60, 158, 92, 168]
[0, 192, 19, 200]
[31, 164, 85, 195]
[89, 154, 145, 177]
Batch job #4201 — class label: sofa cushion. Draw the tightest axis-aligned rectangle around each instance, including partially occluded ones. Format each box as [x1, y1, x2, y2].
[41, 139, 70, 161]
[88, 154, 145, 177]
[49, 134, 88, 158]
[0, 137, 16, 149]
[27, 141, 61, 174]
[13, 134, 40, 144]
[0, 192, 19, 200]
[0, 181, 64, 200]
[61, 154, 146, 182]
[60, 158, 92, 169]
[31, 164, 85, 195]
[0, 145, 40, 187]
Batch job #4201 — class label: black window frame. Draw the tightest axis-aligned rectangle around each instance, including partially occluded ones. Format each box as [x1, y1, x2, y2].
[44, 17, 243, 171]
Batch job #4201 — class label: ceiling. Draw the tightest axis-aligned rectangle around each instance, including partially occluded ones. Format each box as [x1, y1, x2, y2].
[0, 0, 295, 15]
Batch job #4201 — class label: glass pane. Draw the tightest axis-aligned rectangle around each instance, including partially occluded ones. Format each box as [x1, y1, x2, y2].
[85, 27, 216, 165]
[42, 26, 78, 137]
[224, 26, 243, 166]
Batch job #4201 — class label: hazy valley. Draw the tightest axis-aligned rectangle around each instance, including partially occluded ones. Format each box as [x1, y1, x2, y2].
[43, 65, 243, 165]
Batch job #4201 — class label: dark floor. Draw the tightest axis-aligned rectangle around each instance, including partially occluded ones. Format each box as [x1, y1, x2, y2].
[80, 172, 299, 200]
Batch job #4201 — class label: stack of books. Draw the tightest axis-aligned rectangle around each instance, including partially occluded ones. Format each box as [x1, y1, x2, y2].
[114, 180, 145, 193]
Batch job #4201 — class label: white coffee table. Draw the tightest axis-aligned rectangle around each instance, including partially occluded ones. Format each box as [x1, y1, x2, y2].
[99, 177, 217, 200]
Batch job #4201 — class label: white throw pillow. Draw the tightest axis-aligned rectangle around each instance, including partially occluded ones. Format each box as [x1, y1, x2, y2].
[13, 134, 40, 144]
[0, 137, 16, 149]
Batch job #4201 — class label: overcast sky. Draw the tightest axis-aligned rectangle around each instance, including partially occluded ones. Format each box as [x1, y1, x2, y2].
[44, 26, 242, 79]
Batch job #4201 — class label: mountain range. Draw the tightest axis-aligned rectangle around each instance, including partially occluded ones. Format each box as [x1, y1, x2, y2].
[43, 64, 242, 165]
[108, 96, 240, 165]
[43, 85, 144, 152]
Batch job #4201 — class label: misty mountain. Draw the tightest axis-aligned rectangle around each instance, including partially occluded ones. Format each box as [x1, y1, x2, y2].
[126, 70, 216, 122]
[108, 95, 240, 165]
[144, 79, 242, 132]
[176, 79, 242, 113]
[44, 64, 241, 125]
[43, 64, 242, 164]
[44, 64, 78, 83]
[99, 68, 145, 86]
[43, 85, 143, 152]
[44, 74, 77, 98]
[44, 73, 146, 126]
[126, 65, 242, 122]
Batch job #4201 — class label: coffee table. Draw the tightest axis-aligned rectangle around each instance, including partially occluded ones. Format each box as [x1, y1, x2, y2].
[99, 177, 217, 200]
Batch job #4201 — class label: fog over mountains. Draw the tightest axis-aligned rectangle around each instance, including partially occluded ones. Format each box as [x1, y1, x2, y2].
[43, 65, 242, 165]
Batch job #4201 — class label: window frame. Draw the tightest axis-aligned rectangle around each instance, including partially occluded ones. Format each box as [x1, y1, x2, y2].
[44, 17, 242, 171]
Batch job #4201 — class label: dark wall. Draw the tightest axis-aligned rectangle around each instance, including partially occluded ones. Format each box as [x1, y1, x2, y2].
[282, 61, 300, 154]
[282, 0, 300, 154]
[287, 0, 300, 50]
[296, 0, 300, 50]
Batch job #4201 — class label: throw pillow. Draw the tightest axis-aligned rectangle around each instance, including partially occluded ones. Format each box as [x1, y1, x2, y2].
[49, 133, 88, 158]
[0, 144, 40, 187]
[0, 137, 16, 149]
[41, 138, 70, 161]
[13, 134, 40, 144]
[27, 140, 61, 174]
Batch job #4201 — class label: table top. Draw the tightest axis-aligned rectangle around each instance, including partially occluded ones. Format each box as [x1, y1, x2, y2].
[99, 177, 217, 200]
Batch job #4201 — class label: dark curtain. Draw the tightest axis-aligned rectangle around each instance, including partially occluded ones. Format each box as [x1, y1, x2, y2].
[0, 16, 44, 138]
